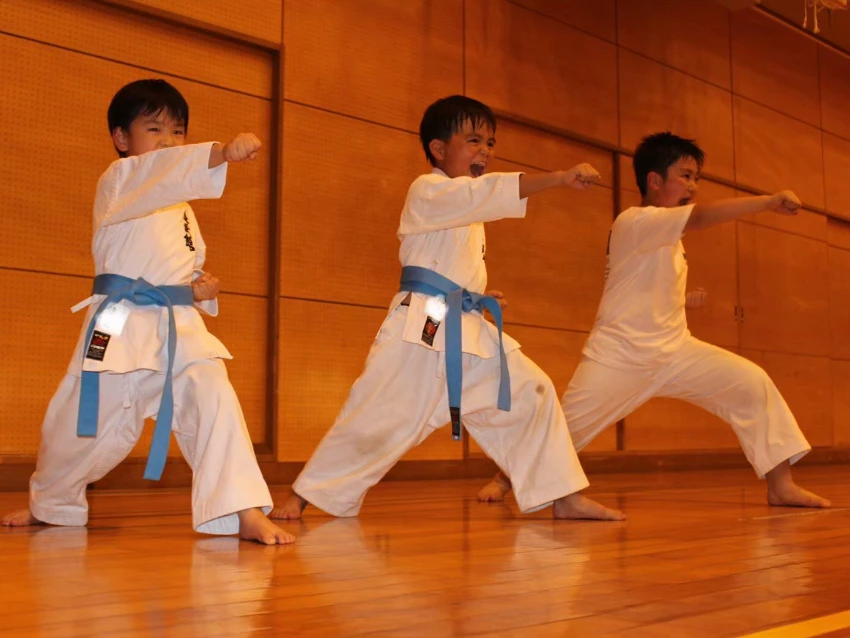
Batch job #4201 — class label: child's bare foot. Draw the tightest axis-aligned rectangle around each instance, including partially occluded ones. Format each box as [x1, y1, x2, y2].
[269, 490, 307, 520]
[237, 508, 295, 545]
[477, 472, 512, 502]
[553, 493, 626, 521]
[768, 483, 831, 508]
[1, 509, 43, 527]
[766, 460, 831, 508]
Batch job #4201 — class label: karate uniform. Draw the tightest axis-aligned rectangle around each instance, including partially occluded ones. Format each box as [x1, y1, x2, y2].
[566, 204, 810, 477]
[29, 143, 272, 533]
[291, 169, 589, 516]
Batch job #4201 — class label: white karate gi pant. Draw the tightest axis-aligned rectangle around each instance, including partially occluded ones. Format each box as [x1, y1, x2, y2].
[564, 337, 811, 477]
[293, 307, 589, 516]
[29, 359, 272, 534]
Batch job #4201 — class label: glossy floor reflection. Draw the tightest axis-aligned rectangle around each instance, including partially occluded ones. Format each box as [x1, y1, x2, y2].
[2, 467, 849, 637]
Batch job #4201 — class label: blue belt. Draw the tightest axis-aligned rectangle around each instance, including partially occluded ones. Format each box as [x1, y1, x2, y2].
[77, 274, 193, 480]
[399, 266, 511, 441]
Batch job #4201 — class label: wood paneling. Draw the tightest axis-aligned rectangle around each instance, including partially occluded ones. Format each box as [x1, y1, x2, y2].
[204, 294, 268, 444]
[740, 207, 828, 242]
[468, 324, 616, 457]
[758, 350, 833, 447]
[832, 360, 850, 446]
[823, 133, 850, 221]
[278, 298, 463, 462]
[0, 271, 90, 454]
[617, 0, 732, 89]
[0, 0, 273, 98]
[283, 0, 463, 132]
[280, 103, 423, 306]
[626, 397, 742, 451]
[619, 49, 735, 181]
[819, 46, 850, 141]
[828, 246, 850, 360]
[496, 120, 614, 187]
[511, 0, 617, 42]
[108, 0, 282, 46]
[465, 0, 619, 145]
[733, 96, 825, 208]
[485, 160, 612, 333]
[731, 9, 821, 127]
[0, 34, 272, 296]
[737, 222, 830, 356]
[504, 325, 616, 452]
[683, 182, 739, 349]
[827, 217, 850, 251]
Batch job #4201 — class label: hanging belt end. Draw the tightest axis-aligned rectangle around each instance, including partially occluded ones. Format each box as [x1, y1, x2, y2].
[450, 407, 462, 441]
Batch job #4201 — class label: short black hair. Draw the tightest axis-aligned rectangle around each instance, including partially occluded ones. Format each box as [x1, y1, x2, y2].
[107, 79, 189, 157]
[419, 95, 497, 166]
[633, 132, 705, 197]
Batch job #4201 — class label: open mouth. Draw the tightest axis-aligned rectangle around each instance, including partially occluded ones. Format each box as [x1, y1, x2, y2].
[679, 197, 692, 206]
[470, 162, 486, 178]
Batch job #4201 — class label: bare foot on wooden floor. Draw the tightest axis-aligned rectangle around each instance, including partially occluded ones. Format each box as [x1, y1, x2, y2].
[237, 508, 295, 545]
[553, 493, 626, 521]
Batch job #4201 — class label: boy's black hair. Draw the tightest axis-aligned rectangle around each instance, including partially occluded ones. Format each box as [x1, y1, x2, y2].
[419, 95, 497, 166]
[107, 79, 189, 157]
[633, 132, 705, 197]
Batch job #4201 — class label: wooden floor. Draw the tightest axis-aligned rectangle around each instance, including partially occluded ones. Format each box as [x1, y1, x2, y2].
[2, 467, 850, 637]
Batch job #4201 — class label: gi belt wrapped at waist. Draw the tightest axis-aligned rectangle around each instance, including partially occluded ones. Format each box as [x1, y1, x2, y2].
[398, 266, 511, 440]
[77, 274, 194, 480]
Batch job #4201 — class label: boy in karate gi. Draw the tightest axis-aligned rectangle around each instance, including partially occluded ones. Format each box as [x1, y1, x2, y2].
[272, 95, 624, 521]
[2, 79, 294, 544]
[479, 132, 831, 510]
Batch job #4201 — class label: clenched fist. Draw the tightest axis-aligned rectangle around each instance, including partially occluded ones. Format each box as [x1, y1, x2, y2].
[768, 190, 801, 215]
[192, 272, 221, 302]
[562, 163, 601, 190]
[222, 133, 261, 163]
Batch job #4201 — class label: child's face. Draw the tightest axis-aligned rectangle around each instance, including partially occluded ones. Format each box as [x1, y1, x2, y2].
[432, 119, 496, 179]
[112, 110, 186, 157]
[650, 156, 700, 207]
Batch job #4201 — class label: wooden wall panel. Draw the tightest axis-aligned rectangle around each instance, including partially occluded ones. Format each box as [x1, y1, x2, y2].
[625, 398, 742, 452]
[832, 360, 850, 446]
[0, 271, 89, 454]
[510, 0, 617, 42]
[283, 0, 463, 132]
[819, 46, 850, 141]
[617, 0, 732, 89]
[0, 0, 273, 98]
[731, 10, 821, 127]
[737, 222, 830, 356]
[107, 0, 282, 46]
[495, 120, 614, 186]
[682, 182, 739, 349]
[740, 207, 828, 242]
[485, 160, 612, 333]
[465, 0, 618, 145]
[280, 104, 424, 306]
[827, 217, 850, 251]
[204, 294, 268, 444]
[0, 35, 272, 297]
[468, 325, 616, 457]
[618, 49, 735, 181]
[733, 96, 825, 208]
[828, 246, 850, 360]
[626, 343, 755, 452]
[278, 299, 462, 462]
[823, 133, 850, 221]
[758, 350, 833, 447]
[505, 326, 617, 452]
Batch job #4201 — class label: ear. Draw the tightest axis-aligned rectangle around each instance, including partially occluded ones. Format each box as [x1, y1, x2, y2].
[647, 171, 664, 192]
[428, 139, 446, 162]
[111, 127, 130, 154]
